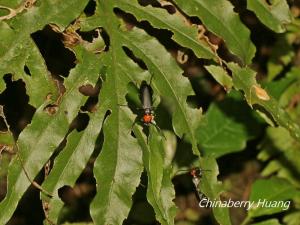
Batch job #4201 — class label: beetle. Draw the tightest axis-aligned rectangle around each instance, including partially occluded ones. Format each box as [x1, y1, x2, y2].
[140, 81, 155, 125]
[189, 167, 208, 201]
[136, 80, 164, 140]
[119, 77, 164, 141]
[177, 167, 210, 202]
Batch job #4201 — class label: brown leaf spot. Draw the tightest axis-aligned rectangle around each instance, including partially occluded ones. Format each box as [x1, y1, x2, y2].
[253, 85, 270, 101]
[44, 104, 58, 115]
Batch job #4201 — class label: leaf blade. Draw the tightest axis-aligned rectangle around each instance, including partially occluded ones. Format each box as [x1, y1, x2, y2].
[0, 47, 102, 224]
[120, 27, 202, 155]
[173, 0, 256, 65]
[228, 62, 300, 141]
[117, 0, 218, 60]
[247, 0, 293, 33]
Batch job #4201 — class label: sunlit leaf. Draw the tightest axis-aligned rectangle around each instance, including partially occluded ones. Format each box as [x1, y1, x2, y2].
[1, 0, 299, 224]
[247, 0, 293, 33]
[41, 108, 106, 222]
[116, 0, 218, 61]
[0, 46, 103, 224]
[205, 65, 233, 91]
[172, 0, 256, 65]
[0, 0, 90, 107]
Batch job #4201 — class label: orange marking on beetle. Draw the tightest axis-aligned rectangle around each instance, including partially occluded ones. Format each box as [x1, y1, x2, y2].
[190, 168, 198, 177]
[143, 114, 153, 123]
[190, 170, 196, 177]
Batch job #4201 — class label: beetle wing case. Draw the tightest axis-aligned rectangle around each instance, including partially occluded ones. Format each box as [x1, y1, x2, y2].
[140, 81, 153, 110]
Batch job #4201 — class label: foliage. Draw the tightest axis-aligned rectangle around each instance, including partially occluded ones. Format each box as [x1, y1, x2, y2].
[0, 0, 299, 225]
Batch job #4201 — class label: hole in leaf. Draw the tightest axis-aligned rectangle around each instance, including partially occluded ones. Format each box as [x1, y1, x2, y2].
[115, 7, 179, 54]
[48, 113, 102, 223]
[69, 113, 90, 132]
[216, 40, 243, 65]
[79, 84, 99, 97]
[3, 73, 12, 84]
[58, 150, 98, 223]
[80, 78, 102, 113]
[77, 29, 99, 43]
[186, 95, 200, 109]
[138, 0, 176, 14]
[0, 116, 8, 132]
[265, 0, 272, 6]
[0, 74, 35, 137]
[31, 25, 76, 78]
[8, 181, 45, 224]
[122, 46, 148, 70]
[104, 110, 112, 119]
[125, 172, 157, 224]
[227, 0, 247, 13]
[90, 118, 105, 159]
[84, 0, 96, 16]
[58, 185, 75, 205]
[99, 28, 110, 51]
[114, 8, 139, 31]
[253, 104, 277, 125]
[162, 4, 176, 14]
[81, 95, 99, 113]
[47, 137, 67, 165]
[130, 130, 136, 138]
[138, 0, 161, 7]
[7, 156, 54, 224]
[24, 65, 31, 76]
[186, 15, 202, 24]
